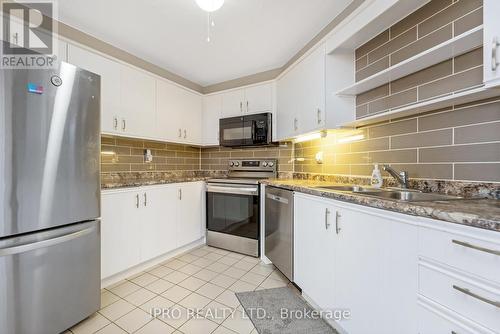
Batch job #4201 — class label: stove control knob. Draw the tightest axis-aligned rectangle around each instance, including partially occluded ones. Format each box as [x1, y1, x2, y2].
[234, 161, 240, 167]
[262, 162, 268, 167]
[229, 161, 234, 167]
[268, 161, 275, 167]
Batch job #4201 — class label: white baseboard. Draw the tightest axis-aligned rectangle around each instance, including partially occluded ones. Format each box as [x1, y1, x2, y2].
[101, 238, 206, 288]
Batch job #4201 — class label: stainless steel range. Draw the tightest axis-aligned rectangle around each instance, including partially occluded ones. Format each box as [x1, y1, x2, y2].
[206, 159, 277, 257]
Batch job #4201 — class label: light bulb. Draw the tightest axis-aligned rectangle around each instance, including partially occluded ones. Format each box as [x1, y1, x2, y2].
[196, 0, 224, 12]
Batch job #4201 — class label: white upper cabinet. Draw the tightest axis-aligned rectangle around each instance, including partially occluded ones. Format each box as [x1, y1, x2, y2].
[156, 79, 202, 144]
[244, 83, 273, 114]
[221, 83, 274, 118]
[221, 89, 245, 117]
[156, 79, 184, 142]
[120, 65, 156, 138]
[202, 94, 222, 146]
[484, 0, 500, 88]
[67, 44, 121, 134]
[276, 43, 326, 140]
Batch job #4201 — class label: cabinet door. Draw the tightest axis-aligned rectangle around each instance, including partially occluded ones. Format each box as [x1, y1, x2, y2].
[484, 0, 500, 87]
[295, 44, 326, 133]
[294, 195, 336, 309]
[333, 207, 418, 334]
[101, 191, 141, 279]
[141, 186, 178, 262]
[221, 89, 245, 117]
[177, 182, 204, 246]
[181, 91, 202, 144]
[156, 79, 184, 142]
[120, 66, 156, 138]
[202, 94, 222, 145]
[244, 83, 273, 114]
[276, 71, 298, 140]
[67, 44, 121, 134]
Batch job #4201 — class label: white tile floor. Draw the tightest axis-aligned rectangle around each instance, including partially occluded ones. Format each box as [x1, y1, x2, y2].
[68, 245, 290, 334]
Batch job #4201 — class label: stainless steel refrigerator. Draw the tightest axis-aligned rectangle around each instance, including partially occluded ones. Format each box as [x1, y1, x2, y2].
[0, 62, 101, 334]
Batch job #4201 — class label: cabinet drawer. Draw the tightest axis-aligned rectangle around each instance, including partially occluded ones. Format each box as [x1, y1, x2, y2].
[419, 264, 500, 332]
[419, 226, 500, 284]
[418, 302, 495, 334]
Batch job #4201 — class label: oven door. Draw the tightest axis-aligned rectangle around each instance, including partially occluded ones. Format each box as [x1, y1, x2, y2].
[206, 183, 259, 240]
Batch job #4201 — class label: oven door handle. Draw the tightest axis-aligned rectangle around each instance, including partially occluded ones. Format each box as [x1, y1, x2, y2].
[207, 185, 259, 196]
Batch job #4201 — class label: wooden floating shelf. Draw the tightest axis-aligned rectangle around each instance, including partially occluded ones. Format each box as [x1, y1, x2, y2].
[336, 26, 484, 96]
[342, 85, 500, 127]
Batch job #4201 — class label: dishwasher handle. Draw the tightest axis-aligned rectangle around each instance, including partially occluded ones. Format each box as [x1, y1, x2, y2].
[266, 193, 289, 204]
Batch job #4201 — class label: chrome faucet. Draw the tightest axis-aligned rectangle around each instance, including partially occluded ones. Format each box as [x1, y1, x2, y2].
[383, 165, 409, 189]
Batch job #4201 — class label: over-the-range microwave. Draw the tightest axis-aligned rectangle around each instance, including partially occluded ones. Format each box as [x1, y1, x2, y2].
[219, 112, 272, 147]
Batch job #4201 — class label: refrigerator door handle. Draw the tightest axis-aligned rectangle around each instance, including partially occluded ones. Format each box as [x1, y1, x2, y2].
[0, 226, 95, 257]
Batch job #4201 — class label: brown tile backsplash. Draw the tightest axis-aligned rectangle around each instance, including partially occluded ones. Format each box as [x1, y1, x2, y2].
[200, 143, 294, 172]
[101, 136, 202, 175]
[293, 97, 500, 183]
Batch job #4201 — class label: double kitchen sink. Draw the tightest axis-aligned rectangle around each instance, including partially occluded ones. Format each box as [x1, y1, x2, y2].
[314, 185, 462, 202]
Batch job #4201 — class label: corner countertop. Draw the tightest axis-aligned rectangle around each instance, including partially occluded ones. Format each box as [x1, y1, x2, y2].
[262, 179, 500, 232]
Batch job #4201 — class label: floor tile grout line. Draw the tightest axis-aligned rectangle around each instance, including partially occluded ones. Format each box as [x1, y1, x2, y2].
[82, 245, 284, 334]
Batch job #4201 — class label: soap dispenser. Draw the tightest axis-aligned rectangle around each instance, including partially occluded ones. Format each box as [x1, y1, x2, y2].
[371, 164, 383, 188]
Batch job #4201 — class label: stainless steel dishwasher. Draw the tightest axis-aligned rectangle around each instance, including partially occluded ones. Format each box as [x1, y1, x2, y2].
[265, 186, 294, 281]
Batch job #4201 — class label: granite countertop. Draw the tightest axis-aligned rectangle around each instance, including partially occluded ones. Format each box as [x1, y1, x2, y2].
[101, 176, 212, 190]
[101, 171, 227, 190]
[262, 179, 500, 232]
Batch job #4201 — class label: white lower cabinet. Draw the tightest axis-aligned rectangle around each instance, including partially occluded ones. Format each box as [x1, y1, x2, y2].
[101, 189, 142, 279]
[294, 195, 336, 310]
[101, 182, 204, 279]
[294, 193, 418, 334]
[294, 192, 500, 334]
[177, 182, 205, 246]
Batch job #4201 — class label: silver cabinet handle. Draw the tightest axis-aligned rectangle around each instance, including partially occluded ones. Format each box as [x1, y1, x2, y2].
[335, 211, 342, 234]
[452, 239, 500, 256]
[317, 108, 322, 124]
[452, 285, 500, 309]
[0, 227, 95, 256]
[113, 117, 118, 130]
[184, 129, 187, 138]
[246, 101, 249, 112]
[325, 208, 331, 229]
[178, 188, 182, 200]
[178, 129, 182, 138]
[294, 118, 298, 131]
[143, 193, 147, 207]
[122, 119, 126, 131]
[240, 101, 243, 113]
[492, 37, 499, 71]
[136, 194, 140, 208]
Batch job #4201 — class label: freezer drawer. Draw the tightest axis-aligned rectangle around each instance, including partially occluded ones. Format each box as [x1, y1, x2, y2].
[0, 220, 101, 334]
[265, 187, 294, 281]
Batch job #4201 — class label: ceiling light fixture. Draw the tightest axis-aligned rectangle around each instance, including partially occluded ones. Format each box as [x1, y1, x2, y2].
[196, 0, 224, 12]
[195, 0, 224, 42]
